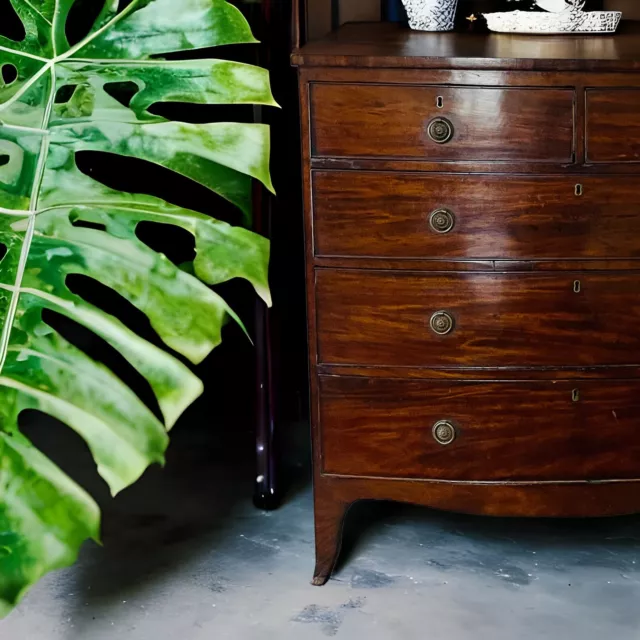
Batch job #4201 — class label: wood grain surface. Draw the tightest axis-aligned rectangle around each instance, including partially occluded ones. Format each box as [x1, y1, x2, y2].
[310, 84, 575, 162]
[319, 376, 640, 481]
[587, 89, 640, 162]
[316, 269, 640, 368]
[293, 22, 640, 71]
[313, 172, 640, 259]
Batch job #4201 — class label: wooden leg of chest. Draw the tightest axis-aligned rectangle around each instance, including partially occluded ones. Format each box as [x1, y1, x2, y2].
[312, 479, 352, 586]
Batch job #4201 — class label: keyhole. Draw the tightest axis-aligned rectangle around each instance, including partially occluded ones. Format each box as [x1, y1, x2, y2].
[575, 184, 583, 197]
[572, 389, 580, 402]
[436, 96, 444, 109]
[573, 280, 581, 293]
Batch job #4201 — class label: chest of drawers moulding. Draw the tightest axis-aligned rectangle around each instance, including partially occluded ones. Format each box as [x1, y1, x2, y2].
[293, 21, 640, 587]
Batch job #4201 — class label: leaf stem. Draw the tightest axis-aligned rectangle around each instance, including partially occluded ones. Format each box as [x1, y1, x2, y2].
[0, 208, 31, 218]
[0, 62, 53, 115]
[0, 45, 48, 62]
[59, 0, 142, 61]
[0, 65, 55, 372]
[23, 0, 53, 26]
[0, 2, 139, 116]
[0, 124, 49, 135]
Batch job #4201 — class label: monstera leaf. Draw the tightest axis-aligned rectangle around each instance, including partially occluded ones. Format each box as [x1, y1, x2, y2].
[0, 0, 275, 615]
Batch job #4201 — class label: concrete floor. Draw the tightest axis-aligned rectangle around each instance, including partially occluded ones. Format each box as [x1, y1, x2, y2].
[3, 420, 640, 639]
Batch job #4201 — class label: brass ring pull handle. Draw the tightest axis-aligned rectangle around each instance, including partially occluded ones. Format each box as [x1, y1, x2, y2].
[427, 117, 454, 144]
[429, 208, 456, 234]
[430, 311, 455, 336]
[432, 420, 457, 446]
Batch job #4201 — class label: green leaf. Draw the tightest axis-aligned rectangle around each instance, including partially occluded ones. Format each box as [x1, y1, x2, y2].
[73, 0, 258, 60]
[0, 431, 100, 617]
[0, 0, 273, 614]
[56, 59, 278, 119]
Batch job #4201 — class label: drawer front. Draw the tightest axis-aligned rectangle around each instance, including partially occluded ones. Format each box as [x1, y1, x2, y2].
[310, 84, 575, 162]
[587, 89, 640, 163]
[313, 172, 640, 259]
[316, 270, 640, 367]
[319, 376, 640, 481]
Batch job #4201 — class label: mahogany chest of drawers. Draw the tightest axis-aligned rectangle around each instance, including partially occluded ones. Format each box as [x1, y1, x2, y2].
[293, 21, 640, 586]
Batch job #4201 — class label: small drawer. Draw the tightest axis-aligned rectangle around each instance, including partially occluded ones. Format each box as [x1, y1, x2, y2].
[587, 89, 640, 162]
[316, 269, 640, 368]
[319, 376, 640, 481]
[313, 172, 640, 259]
[310, 84, 575, 162]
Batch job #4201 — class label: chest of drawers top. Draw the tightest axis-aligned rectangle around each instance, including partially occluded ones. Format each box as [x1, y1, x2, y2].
[292, 21, 640, 72]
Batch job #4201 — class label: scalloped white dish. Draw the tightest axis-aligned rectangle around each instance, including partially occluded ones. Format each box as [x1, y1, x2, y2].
[483, 10, 622, 34]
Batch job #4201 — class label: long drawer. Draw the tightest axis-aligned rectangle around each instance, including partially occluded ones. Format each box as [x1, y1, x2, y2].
[316, 269, 640, 367]
[313, 172, 640, 260]
[310, 84, 575, 162]
[319, 376, 640, 481]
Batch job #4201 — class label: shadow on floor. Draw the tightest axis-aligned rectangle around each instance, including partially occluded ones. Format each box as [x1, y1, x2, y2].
[338, 498, 640, 589]
[19, 397, 312, 617]
[9, 406, 640, 640]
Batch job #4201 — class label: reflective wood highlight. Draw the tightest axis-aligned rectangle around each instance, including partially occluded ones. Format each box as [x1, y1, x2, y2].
[311, 84, 575, 162]
[293, 22, 640, 72]
[320, 376, 640, 481]
[313, 172, 640, 260]
[587, 89, 640, 163]
[316, 269, 640, 368]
